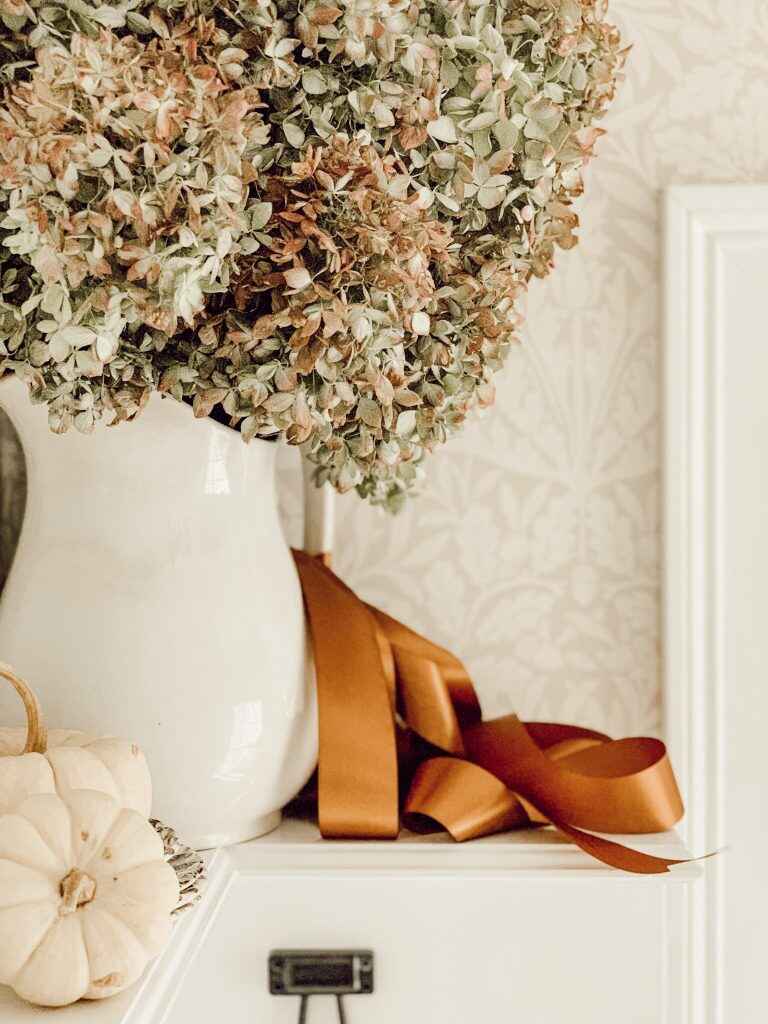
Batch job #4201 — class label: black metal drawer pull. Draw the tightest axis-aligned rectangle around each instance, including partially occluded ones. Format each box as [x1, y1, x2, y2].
[269, 950, 374, 1022]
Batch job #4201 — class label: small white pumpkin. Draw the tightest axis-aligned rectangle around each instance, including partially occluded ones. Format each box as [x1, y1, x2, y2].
[0, 789, 180, 1007]
[0, 664, 151, 815]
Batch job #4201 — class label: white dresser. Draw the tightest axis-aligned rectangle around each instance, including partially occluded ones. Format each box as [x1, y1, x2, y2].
[0, 821, 698, 1024]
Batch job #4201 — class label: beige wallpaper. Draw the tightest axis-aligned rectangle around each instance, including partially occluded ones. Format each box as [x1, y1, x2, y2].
[280, 0, 768, 737]
[1, 1, 765, 740]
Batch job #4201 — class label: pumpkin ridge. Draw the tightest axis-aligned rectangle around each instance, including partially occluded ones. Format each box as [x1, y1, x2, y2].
[9, 908, 74, 990]
[15, 912, 90, 1006]
[0, 853, 57, 899]
[0, 748, 56, 815]
[85, 818, 140, 875]
[0, 900, 58, 986]
[85, 807, 164, 879]
[13, 794, 77, 871]
[9, 927, 52, 988]
[67, 790, 122, 871]
[80, 903, 150, 999]
[0, 850, 53, 874]
[48, 747, 121, 804]
[0, 808, 68, 876]
[96, 861, 180, 931]
[87, 897, 147, 949]
[74, 738, 153, 817]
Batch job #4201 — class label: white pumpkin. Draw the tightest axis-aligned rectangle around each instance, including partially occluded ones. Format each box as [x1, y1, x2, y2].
[0, 663, 151, 815]
[0, 789, 179, 1007]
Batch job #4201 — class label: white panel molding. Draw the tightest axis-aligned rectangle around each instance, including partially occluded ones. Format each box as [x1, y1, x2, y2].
[664, 184, 768, 1024]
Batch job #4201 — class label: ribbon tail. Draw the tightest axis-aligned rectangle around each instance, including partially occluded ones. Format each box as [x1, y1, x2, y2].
[405, 758, 687, 873]
[551, 820, 686, 875]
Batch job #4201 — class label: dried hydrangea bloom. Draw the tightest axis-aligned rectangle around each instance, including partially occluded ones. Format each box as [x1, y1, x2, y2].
[0, 17, 270, 430]
[160, 133, 519, 503]
[0, 0, 626, 506]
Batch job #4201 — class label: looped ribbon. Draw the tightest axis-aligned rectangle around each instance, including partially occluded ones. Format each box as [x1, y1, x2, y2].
[293, 550, 687, 874]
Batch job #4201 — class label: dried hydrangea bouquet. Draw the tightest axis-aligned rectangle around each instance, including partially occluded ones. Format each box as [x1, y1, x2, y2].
[0, 0, 624, 846]
[0, 0, 624, 509]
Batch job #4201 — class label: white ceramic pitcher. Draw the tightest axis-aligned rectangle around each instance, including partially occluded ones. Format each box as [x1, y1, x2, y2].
[0, 377, 318, 848]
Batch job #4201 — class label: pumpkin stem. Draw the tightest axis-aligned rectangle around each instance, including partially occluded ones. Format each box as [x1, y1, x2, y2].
[0, 662, 47, 754]
[59, 869, 97, 915]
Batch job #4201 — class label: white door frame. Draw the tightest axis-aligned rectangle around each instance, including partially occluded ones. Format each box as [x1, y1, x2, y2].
[664, 184, 768, 1024]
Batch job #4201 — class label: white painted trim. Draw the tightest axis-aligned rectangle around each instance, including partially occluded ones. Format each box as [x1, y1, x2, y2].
[663, 184, 768, 1024]
[664, 185, 768, 852]
[226, 818, 697, 879]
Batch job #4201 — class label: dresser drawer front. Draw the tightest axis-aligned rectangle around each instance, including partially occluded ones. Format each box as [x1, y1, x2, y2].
[166, 868, 689, 1024]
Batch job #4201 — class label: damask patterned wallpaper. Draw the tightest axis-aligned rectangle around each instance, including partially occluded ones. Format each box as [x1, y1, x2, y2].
[1, 1, 765, 740]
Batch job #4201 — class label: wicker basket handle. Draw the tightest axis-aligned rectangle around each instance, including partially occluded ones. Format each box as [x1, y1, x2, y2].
[0, 662, 47, 754]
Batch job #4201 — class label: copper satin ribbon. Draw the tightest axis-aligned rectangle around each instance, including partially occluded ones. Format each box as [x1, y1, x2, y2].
[293, 550, 687, 874]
